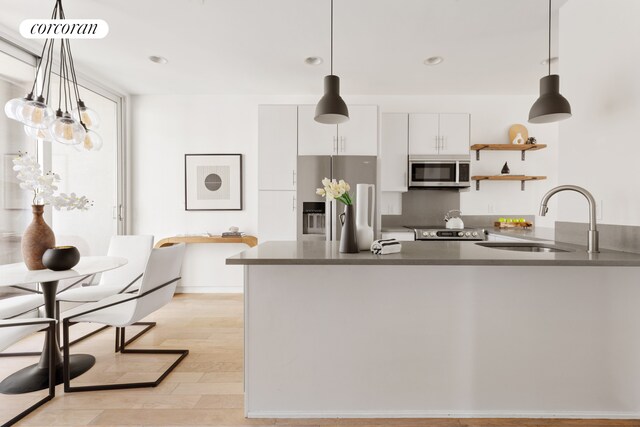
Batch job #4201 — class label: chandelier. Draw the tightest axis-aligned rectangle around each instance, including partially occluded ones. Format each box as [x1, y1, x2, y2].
[4, 0, 102, 151]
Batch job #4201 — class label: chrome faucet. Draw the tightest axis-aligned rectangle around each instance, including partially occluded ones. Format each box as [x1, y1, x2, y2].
[539, 185, 599, 253]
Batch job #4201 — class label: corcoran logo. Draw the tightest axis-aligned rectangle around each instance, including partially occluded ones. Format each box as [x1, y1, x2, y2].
[19, 19, 109, 39]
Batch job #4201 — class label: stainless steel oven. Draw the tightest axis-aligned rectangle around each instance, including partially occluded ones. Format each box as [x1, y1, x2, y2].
[408, 156, 470, 188]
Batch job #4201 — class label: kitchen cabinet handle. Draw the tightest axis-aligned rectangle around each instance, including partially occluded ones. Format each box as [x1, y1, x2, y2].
[292, 170, 296, 186]
[434, 136, 439, 150]
[333, 136, 337, 154]
[292, 195, 296, 211]
[341, 136, 345, 153]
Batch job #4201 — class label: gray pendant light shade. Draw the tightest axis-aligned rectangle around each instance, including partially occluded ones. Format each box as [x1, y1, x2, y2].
[528, 74, 572, 123]
[528, 0, 571, 124]
[315, 75, 349, 124]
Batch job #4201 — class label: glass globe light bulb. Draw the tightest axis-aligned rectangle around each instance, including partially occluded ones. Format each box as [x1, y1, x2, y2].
[72, 102, 100, 130]
[74, 129, 103, 152]
[19, 97, 54, 129]
[48, 113, 85, 145]
[24, 124, 53, 141]
[5, 95, 32, 121]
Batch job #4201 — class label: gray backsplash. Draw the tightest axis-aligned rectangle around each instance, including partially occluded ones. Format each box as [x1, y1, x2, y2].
[382, 190, 460, 227]
[381, 190, 535, 228]
[555, 221, 640, 254]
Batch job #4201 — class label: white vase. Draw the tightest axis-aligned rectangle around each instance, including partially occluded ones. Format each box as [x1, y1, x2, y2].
[355, 184, 375, 251]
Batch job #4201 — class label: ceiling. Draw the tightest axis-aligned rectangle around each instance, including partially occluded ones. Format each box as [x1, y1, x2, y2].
[0, 0, 567, 96]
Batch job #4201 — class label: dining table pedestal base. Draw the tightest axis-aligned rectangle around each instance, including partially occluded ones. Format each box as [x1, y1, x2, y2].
[0, 354, 95, 394]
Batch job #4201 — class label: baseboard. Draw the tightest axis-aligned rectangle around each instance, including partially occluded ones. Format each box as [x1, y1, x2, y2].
[246, 410, 640, 419]
[176, 286, 242, 294]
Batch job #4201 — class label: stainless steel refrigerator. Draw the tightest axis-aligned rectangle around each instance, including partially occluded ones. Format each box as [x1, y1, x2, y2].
[297, 156, 377, 242]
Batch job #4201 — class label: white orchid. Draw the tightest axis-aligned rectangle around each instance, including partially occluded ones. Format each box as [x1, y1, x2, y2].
[12, 152, 92, 210]
[316, 177, 353, 205]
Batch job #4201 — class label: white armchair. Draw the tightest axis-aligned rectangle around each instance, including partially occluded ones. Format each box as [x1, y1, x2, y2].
[0, 318, 56, 426]
[57, 235, 154, 347]
[62, 243, 186, 392]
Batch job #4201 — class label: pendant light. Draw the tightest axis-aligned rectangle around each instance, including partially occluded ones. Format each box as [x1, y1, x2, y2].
[4, 0, 102, 150]
[528, 0, 572, 124]
[314, 0, 349, 124]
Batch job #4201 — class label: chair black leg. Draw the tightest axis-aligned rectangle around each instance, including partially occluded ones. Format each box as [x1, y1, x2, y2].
[64, 321, 188, 393]
[1, 321, 56, 427]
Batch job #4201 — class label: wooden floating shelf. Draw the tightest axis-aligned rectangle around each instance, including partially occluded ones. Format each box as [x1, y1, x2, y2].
[155, 235, 258, 248]
[470, 144, 547, 160]
[471, 175, 547, 191]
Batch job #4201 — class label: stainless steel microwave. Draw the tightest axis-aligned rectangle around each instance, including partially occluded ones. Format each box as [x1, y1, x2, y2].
[408, 156, 471, 188]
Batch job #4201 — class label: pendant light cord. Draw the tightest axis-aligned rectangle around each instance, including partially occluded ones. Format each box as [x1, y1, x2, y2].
[330, 0, 333, 75]
[548, 0, 551, 76]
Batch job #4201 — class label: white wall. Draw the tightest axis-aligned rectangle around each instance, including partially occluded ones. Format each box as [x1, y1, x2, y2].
[557, 0, 640, 226]
[131, 94, 559, 291]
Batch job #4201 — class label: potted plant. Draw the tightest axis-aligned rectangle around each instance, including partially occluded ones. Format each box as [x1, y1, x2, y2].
[316, 178, 358, 253]
[13, 152, 91, 270]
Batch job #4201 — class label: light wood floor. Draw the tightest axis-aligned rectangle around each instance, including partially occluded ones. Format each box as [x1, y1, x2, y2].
[1, 293, 639, 427]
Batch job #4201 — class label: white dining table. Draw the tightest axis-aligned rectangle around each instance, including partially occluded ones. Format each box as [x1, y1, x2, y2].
[0, 256, 127, 394]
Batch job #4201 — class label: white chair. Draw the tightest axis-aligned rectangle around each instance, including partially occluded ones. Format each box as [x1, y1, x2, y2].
[0, 318, 56, 426]
[56, 235, 154, 346]
[62, 243, 187, 392]
[0, 294, 45, 320]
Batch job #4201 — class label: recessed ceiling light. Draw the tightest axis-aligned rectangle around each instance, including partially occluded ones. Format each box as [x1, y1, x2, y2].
[149, 55, 168, 64]
[304, 56, 323, 66]
[424, 56, 444, 66]
[540, 57, 558, 65]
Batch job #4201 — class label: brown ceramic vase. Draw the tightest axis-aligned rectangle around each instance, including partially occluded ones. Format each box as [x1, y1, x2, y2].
[22, 205, 56, 270]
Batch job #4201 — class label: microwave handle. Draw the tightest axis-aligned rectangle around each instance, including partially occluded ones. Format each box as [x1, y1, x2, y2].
[455, 161, 460, 184]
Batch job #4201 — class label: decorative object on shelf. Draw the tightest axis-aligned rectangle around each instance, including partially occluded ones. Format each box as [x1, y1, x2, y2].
[3, 0, 103, 150]
[42, 246, 80, 271]
[529, 0, 572, 124]
[221, 226, 245, 238]
[355, 184, 375, 251]
[12, 152, 92, 270]
[314, 0, 349, 124]
[526, 137, 537, 145]
[501, 162, 511, 175]
[508, 124, 529, 145]
[316, 178, 358, 253]
[184, 154, 243, 211]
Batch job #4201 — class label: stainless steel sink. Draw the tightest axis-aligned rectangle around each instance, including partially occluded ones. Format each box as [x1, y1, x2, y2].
[476, 242, 572, 253]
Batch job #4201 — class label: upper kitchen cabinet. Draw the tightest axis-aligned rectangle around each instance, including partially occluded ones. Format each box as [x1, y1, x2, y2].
[298, 105, 378, 156]
[298, 105, 337, 155]
[380, 113, 408, 192]
[259, 105, 298, 191]
[337, 105, 378, 156]
[408, 113, 470, 156]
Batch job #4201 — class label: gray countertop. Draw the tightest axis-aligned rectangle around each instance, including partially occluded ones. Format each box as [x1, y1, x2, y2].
[226, 240, 640, 267]
[487, 226, 556, 242]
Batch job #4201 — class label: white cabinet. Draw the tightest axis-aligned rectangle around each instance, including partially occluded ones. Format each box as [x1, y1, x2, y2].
[298, 105, 377, 156]
[408, 113, 439, 155]
[337, 105, 378, 155]
[297, 105, 337, 155]
[380, 113, 408, 192]
[259, 105, 298, 190]
[438, 113, 470, 155]
[408, 113, 470, 156]
[258, 191, 297, 242]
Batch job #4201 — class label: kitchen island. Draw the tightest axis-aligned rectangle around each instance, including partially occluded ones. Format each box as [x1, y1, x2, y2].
[227, 241, 640, 419]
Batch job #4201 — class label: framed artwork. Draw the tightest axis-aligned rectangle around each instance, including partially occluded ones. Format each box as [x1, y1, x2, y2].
[3, 154, 29, 210]
[184, 154, 243, 211]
